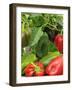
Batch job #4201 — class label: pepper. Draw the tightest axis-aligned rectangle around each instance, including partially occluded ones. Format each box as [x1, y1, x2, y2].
[24, 64, 35, 76]
[54, 34, 63, 53]
[24, 62, 44, 76]
[45, 56, 63, 76]
[34, 61, 44, 76]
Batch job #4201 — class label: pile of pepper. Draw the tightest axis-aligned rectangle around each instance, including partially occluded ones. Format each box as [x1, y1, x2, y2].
[23, 35, 63, 76]
[21, 13, 63, 76]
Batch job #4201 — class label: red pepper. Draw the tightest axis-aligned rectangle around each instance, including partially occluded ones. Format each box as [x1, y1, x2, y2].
[24, 62, 44, 76]
[35, 61, 44, 69]
[34, 70, 44, 76]
[24, 64, 35, 76]
[54, 34, 63, 53]
[45, 56, 63, 76]
[34, 61, 44, 76]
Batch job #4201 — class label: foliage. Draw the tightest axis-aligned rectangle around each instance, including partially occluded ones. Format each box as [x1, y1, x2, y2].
[21, 52, 37, 69]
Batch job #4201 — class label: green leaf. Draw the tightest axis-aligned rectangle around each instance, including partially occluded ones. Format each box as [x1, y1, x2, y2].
[40, 51, 60, 66]
[29, 27, 43, 46]
[30, 15, 45, 27]
[21, 13, 30, 33]
[21, 53, 37, 69]
[36, 32, 49, 58]
[48, 41, 58, 52]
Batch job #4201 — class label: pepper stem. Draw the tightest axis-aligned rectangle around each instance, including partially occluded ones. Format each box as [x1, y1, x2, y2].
[31, 62, 41, 72]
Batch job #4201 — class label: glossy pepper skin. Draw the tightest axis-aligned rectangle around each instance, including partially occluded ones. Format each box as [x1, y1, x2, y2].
[24, 62, 44, 76]
[34, 62, 44, 76]
[54, 34, 63, 53]
[24, 64, 35, 76]
[45, 56, 63, 76]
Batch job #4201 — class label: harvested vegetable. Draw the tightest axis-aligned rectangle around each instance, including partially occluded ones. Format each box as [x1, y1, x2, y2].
[24, 64, 35, 76]
[34, 61, 44, 76]
[24, 61, 44, 76]
[54, 34, 63, 53]
[45, 56, 63, 75]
